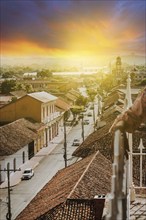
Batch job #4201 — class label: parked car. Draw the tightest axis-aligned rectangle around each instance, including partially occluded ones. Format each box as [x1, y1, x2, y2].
[72, 139, 80, 146]
[78, 114, 83, 119]
[87, 112, 92, 117]
[83, 119, 90, 125]
[90, 105, 94, 110]
[21, 168, 34, 180]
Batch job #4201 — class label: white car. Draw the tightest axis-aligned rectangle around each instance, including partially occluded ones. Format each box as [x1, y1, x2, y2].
[83, 119, 90, 125]
[21, 168, 34, 180]
[72, 139, 80, 146]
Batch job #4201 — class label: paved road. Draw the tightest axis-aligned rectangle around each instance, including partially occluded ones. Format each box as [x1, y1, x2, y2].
[0, 107, 96, 220]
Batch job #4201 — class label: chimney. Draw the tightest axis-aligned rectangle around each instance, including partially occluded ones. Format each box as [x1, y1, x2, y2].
[93, 195, 105, 220]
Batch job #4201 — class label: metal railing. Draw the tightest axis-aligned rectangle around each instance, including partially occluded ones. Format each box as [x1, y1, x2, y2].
[132, 138, 146, 189]
[106, 128, 129, 220]
[43, 112, 61, 124]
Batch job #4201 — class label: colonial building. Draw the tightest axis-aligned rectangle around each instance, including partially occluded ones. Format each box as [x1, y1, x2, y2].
[0, 118, 45, 183]
[0, 92, 72, 183]
[0, 91, 64, 149]
[132, 68, 146, 81]
[23, 72, 37, 79]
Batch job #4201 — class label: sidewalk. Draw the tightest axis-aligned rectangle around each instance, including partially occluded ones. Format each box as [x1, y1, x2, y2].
[0, 126, 71, 189]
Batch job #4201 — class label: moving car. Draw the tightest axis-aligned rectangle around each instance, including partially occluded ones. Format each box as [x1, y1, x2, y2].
[21, 168, 34, 180]
[72, 139, 80, 146]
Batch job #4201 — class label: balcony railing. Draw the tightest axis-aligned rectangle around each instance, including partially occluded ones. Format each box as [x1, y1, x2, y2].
[106, 122, 146, 220]
[106, 127, 130, 220]
[43, 112, 62, 124]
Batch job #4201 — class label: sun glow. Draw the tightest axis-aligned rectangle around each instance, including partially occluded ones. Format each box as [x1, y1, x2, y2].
[1, 19, 119, 59]
[65, 21, 117, 55]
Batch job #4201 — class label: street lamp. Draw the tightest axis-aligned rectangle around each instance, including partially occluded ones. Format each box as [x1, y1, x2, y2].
[92, 103, 96, 131]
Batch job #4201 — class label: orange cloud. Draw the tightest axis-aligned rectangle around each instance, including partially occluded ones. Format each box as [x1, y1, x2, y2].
[1, 40, 69, 57]
[1, 19, 143, 58]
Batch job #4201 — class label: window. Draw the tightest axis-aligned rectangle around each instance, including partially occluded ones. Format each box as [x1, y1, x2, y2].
[47, 106, 49, 116]
[43, 107, 45, 118]
[7, 162, 10, 170]
[0, 165, 1, 183]
[22, 151, 25, 163]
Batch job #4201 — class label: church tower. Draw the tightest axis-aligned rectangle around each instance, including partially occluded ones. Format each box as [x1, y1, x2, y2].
[116, 56, 122, 76]
[112, 56, 123, 84]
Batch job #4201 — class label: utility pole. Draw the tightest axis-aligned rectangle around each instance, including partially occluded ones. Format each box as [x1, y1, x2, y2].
[93, 103, 95, 131]
[0, 167, 21, 220]
[63, 112, 67, 168]
[7, 167, 11, 220]
[81, 114, 84, 142]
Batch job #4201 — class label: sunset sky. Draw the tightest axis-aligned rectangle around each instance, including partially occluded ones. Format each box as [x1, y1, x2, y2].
[1, 0, 146, 65]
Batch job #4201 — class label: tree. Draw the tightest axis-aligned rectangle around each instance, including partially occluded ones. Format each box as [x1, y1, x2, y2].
[11, 96, 17, 102]
[37, 69, 52, 78]
[87, 89, 97, 101]
[75, 95, 88, 106]
[14, 83, 26, 91]
[70, 106, 84, 119]
[99, 73, 116, 95]
[140, 80, 146, 86]
[0, 80, 16, 94]
[2, 72, 12, 78]
[25, 84, 34, 93]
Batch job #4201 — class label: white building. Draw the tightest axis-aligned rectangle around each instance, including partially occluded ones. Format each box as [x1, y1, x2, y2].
[0, 118, 43, 183]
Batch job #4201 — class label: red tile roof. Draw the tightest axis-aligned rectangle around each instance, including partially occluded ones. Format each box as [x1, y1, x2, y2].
[0, 118, 44, 156]
[16, 152, 112, 220]
[73, 115, 146, 188]
[103, 91, 124, 109]
[73, 114, 116, 160]
[38, 198, 105, 220]
[55, 97, 71, 111]
[10, 90, 27, 98]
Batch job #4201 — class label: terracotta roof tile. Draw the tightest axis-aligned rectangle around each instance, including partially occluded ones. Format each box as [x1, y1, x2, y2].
[101, 105, 123, 121]
[38, 198, 105, 220]
[0, 118, 44, 156]
[69, 89, 81, 98]
[10, 90, 27, 98]
[103, 91, 124, 109]
[55, 97, 71, 111]
[16, 152, 112, 220]
[73, 114, 116, 160]
[65, 93, 77, 102]
[73, 109, 146, 188]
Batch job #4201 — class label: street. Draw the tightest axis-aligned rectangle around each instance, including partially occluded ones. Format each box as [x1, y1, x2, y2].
[0, 103, 98, 220]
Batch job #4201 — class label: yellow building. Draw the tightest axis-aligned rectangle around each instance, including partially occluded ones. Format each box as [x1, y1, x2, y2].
[0, 91, 62, 149]
[0, 91, 57, 123]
